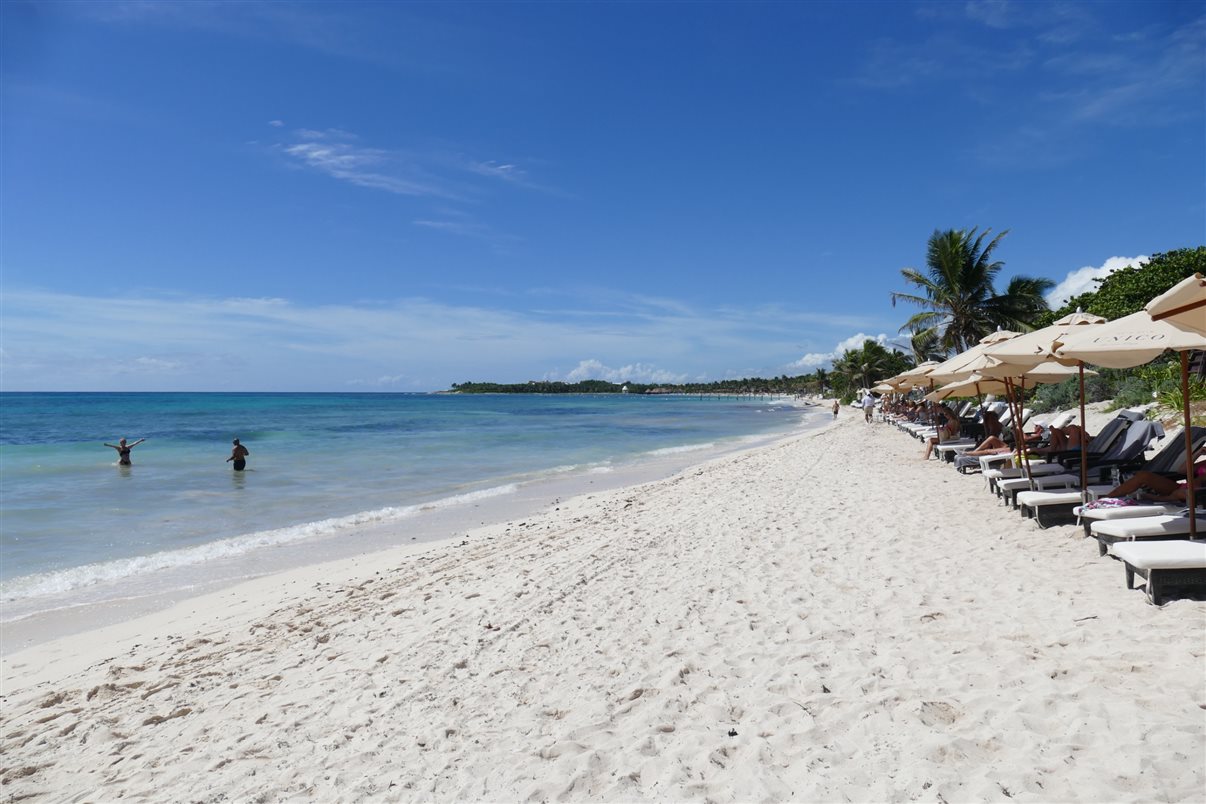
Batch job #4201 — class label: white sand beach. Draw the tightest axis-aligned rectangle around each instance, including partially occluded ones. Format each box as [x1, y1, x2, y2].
[3, 413, 1204, 802]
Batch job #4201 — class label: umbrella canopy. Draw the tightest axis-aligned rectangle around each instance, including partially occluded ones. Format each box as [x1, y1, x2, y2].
[872, 382, 897, 393]
[925, 330, 1022, 385]
[1052, 311, 1206, 368]
[923, 363, 1090, 401]
[896, 360, 942, 379]
[975, 360, 1088, 383]
[1146, 272, 1206, 336]
[924, 374, 1009, 401]
[1055, 306, 1206, 542]
[981, 310, 1108, 370]
[881, 360, 942, 390]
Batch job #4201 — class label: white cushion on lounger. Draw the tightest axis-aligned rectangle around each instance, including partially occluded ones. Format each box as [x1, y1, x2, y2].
[1092, 514, 1203, 539]
[1074, 503, 1183, 522]
[1016, 485, 1113, 509]
[1109, 540, 1206, 570]
[934, 439, 976, 452]
[984, 462, 1061, 480]
[997, 473, 1079, 493]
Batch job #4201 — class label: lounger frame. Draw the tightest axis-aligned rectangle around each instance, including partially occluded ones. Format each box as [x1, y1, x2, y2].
[1121, 562, 1206, 605]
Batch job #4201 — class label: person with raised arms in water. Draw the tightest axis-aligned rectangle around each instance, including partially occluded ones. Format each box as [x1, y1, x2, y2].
[226, 438, 250, 471]
[103, 437, 145, 466]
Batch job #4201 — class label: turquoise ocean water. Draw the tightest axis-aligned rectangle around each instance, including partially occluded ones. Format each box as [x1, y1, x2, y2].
[1, 393, 816, 623]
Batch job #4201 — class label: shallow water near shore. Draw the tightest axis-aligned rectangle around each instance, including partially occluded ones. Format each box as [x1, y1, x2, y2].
[1, 392, 822, 633]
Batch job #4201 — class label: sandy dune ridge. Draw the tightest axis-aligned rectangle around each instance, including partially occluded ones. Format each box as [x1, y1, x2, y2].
[2, 415, 1204, 802]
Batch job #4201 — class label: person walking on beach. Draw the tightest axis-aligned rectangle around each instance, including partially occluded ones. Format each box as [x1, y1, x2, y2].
[862, 391, 876, 423]
[226, 438, 250, 471]
[104, 437, 145, 465]
[832, 399, 840, 419]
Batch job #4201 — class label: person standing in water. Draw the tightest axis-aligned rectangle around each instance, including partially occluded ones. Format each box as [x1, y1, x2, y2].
[104, 437, 145, 465]
[226, 438, 250, 471]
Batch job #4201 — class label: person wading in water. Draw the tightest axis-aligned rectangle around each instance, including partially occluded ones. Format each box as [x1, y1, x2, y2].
[104, 437, 145, 465]
[226, 438, 250, 471]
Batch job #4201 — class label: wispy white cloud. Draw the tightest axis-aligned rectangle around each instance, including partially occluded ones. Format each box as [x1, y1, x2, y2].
[964, 0, 1016, 30]
[1046, 255, 1148, 308]
[788, 332, 890, 370]
[856, 6, 1203, 168]
[270, 126, 560, 241]
[0, 288, 876, 391]
[467, 161, 527, 182]
[411, 218, 512, 244]
[555, 359, 688, 385]
[131, 356, 184, 372]
[280, 134, 454, 199]
[346, 374, 410, 387]
[65, 1, 412, 68]
[1039, 16, 1206, 125]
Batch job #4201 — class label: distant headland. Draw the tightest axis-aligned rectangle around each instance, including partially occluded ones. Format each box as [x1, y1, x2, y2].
[445, 378, 817, 395]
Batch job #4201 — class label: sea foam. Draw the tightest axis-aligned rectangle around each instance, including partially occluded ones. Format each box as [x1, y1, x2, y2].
[3, 483, 518, 607]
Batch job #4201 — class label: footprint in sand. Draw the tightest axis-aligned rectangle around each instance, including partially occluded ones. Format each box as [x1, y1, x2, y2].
[918, 700, 961, 727]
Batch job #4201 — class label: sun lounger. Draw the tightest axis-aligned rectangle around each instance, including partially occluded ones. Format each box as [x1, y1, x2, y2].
[1016, 419, 1168, 525]
[1041, 410, 1145, 467]
[1074, 502, 1185, 539]
[934, 439, 978, 461]
[1016, 485, 1114, 527]
[1060, 426, 1206, 536]
[1042, 411, 1076, 430]
[1108, 540, 1206, 605]
[983, 461, 1064, 491]
[1090, 511, 1206, 555]
[996, 473, 1080, 506]
[977, 453, 1018, 474]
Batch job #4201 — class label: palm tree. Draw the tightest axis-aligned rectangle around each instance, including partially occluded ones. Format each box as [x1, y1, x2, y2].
[813, 368, 828, 395]
[889, 327, 948, 364]
[891, 228, 1054, 353]
[831, 339, 904, 395]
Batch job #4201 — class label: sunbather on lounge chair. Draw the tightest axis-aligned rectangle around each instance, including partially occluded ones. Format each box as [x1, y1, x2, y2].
[1104, 446, 1206, 503]
[960, 422, 1051, 456]
[922, 407, 961, 460]
[982, 411, 1002, 440]
[958, 435, 1013, 457]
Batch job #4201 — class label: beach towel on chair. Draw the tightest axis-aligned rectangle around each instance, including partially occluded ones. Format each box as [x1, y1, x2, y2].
[956, 454, 988, 473]
[1082, 497, 1140, 510]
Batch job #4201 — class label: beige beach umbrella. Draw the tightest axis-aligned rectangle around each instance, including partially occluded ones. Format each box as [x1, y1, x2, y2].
[1146, 273, 1206, 336]
[924, 374, 1009, 401]
[982, 310, 1109, 368]
[872, 382, 897, 393]
[1052, 311, 1204, 368]
[918, 337, 1021, 452]
[881, 360, 942, 391]
[976, 360, 1087, 383]
[977, 313, 1109, 492]
[922, 365, 1090, 401]
[925, 330, 1022, 385]
[896, 360, 942, 381]
[974, 358, 1098, 489]
[1055, 311, 1206, 539]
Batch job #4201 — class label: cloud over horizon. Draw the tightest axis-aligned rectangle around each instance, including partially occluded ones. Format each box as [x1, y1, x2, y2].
[1046, 255, 1148, 308]
[0, 288, 863, 392]
[558, 359, 688, 385]
[789, 332, 891, 370]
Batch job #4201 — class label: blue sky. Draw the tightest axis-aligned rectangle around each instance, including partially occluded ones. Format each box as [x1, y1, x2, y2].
[3, 0, 1202, 391]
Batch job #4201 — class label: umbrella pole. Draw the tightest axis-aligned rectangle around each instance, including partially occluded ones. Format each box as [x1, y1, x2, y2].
[1017, 379, 1035, 491]
[1181, 351, 1197, 540]
[1003, 379, 1020, 477]
[1079, 362, 1088, 505]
